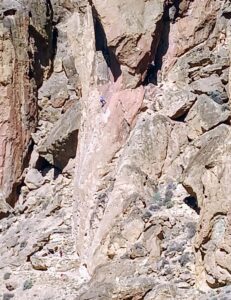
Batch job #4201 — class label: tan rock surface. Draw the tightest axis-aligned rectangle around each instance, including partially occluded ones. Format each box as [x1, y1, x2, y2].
[92, 0, 164, 87]
[183, 125, 231, 287]
[0, 0, 231, 299]
[0, 0, 53, 205]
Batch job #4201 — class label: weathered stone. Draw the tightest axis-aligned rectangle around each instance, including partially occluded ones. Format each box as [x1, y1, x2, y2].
[38, 72, 68, 101]
[129, 243, 147, 259]
[0, 0, 231, 299]
[3, 293, 14, 300]
[30, 256, 48, 271]
[38, 102, 81, 169]
[24, 169, 45, 190]
[93, 0, 165, 87]
[0, 0, 54, 205]
[186, 94, 230, 134]
[183, 125, 231, 287]
[163, 0, 221, 74]
[150, 82, 197, 119]
[191, 75, 226, 95]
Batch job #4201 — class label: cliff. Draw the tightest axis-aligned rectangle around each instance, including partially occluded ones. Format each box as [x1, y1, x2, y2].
[0, 0, 231, 299]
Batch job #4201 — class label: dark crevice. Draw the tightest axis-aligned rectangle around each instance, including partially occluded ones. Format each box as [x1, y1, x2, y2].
[5, 181, 20, 209]
[141, 289, 152, 300]
[0, 211, 10, 221]
[170, 0, 180, 20]
[35, 156, 61, 180]
[108, 48, 122, 82]
[52, 27, 58, 58]
[35, 156, 52, 171]
[188, 58, 213, 68]
[173, 110, 189, 123]
[183, 196, 200, 214]
[223, 118, 231, 126]
[210, 212, 226, 221]
[143, 3, 172, 85]
[3, 9, 17, 16]
[46, 0, 53, 19]
[28, 24, 54, 87]
[143, 0, 198, 86]
[26, 244, 46, 263]
[201, 116, 231, 134]
[207, 279, 226, 289]
[22, 139, 35, 172]
[92, 6, 121, 82]
[223, 12, 231, 19]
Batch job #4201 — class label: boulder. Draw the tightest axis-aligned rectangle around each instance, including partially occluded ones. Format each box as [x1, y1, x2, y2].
[24, 169, 45, 190]
[186, 94, 230, 135]
[38, 102, 81, 170]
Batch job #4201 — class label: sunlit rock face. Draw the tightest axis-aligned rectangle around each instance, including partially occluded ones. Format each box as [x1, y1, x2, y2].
[0, 0, 231, 299]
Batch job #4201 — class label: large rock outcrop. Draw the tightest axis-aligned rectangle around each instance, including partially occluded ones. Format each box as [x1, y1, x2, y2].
[0, 0, 231, 299]
[92, 0, 165, 87]
[0, 0, 53, 207]
[183, 125, 231, 287]
[73, 0, 231, 295]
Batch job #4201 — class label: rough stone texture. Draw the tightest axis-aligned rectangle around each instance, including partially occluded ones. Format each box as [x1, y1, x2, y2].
[0, 0, 53, 205]
[0, 0, 231, 299]
[73, 0, 231, 296]
[186, 94, 230, 134]
[24, 168, 45, 190]
[145, 82, 197, 119]
[92, 0, 165, 87]
[183, 125, 231, 288]
[37, 102, 81, 169]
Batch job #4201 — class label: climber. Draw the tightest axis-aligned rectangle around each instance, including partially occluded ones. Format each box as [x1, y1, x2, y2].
[100, 96, 106, 107]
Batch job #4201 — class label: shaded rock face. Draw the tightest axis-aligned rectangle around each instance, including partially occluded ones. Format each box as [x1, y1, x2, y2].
[0, 0, 54, 206]
[0, 0, 231, 299]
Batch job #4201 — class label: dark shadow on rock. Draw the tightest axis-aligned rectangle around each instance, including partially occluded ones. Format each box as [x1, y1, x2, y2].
[174, 110, 188, 123]
[184, 196, 200, 214]
[143, 6, 171, 85]
[3, 9, 17, 16]
[52, 26, 58, 58]
[92, 6, 122, 82]
[143, 0, 182, 85]
[35, 156, 61, 180]
[0, 211, 10, 221]
[5, 139, 34, 208]
[28, 24, 53, 87]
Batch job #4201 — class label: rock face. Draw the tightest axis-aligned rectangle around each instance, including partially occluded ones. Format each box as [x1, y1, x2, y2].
[38, 102, 81, 170]
[0, 0, 54, 205]
[183, 125, 231, 287]
[92, 0, 165, 87]
[0, 0, 231, 299]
